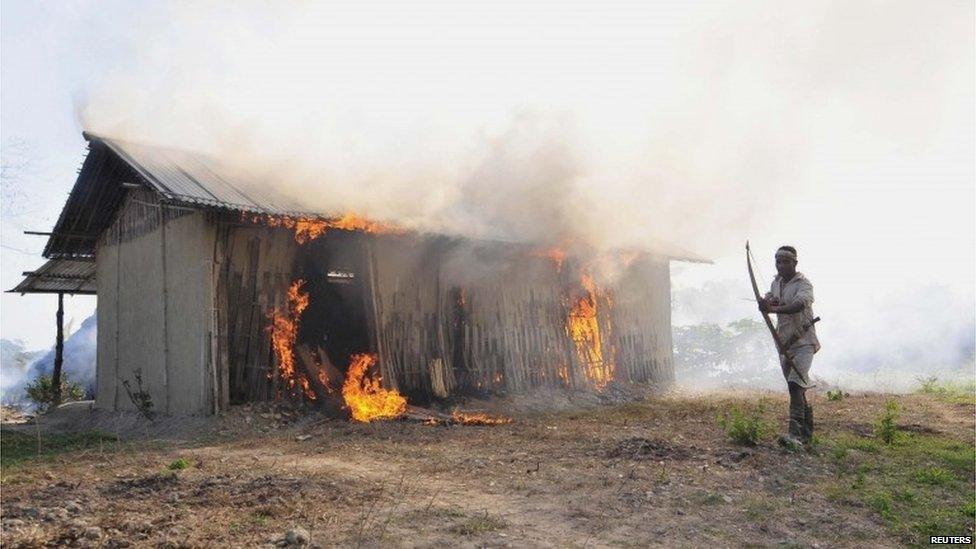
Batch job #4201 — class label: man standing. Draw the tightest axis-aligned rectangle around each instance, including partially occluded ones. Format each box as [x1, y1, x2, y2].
[759, 245, 820, 444]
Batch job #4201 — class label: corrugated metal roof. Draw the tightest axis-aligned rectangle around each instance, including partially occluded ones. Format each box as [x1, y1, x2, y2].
[43, 134, 316, 259]
[41, 132, 709, 264]
[9, 259, 96, 295]
[42, 140, 136, 259]
[100, 136, 311, 215]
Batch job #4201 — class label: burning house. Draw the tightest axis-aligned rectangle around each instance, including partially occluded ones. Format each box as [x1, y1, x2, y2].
[13, 132, 706, 418]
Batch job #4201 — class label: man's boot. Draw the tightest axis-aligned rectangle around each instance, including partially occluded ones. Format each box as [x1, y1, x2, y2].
[780, 382, 808, 448]
[803, 405, 814, 442]
[789, 408, 807, 441]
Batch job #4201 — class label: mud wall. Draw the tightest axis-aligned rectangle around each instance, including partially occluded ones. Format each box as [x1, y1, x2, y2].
[94, 190, 217, 415]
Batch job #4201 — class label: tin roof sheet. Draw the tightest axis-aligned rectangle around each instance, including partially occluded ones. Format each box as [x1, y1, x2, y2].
[10, 258, 96, 295]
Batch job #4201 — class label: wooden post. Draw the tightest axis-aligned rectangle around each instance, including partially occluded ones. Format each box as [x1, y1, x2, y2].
[160, 205, 171, 413]
[52, 292, 65, 406]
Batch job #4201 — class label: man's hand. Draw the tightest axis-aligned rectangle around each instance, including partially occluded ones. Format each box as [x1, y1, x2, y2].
[759, 296, 780, 313]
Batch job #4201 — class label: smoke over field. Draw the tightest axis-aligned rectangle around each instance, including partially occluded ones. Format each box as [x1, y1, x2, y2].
[0, 316, 96, 407]
[671, 277, 975, 392]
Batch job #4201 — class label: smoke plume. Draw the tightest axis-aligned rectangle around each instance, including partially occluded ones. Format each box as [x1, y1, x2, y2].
[73, 1, 973, 255]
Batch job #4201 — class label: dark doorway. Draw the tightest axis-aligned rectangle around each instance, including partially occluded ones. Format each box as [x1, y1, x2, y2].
[298, 231, 374, 372]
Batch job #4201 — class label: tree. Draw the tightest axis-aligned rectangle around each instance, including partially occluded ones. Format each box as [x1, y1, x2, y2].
[672, 319, 781, 387]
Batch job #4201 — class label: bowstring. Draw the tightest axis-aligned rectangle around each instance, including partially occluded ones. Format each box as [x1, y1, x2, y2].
[748, 245, 769, 296]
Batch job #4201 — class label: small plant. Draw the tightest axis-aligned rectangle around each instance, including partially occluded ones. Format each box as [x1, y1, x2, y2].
[850, 463, 872, 490]
[848, 438, 881, 453]
[168, 458, 190, 471]
[916, 376, 942, 394]
[893, 489, 916, 502]
[874, 400, 900, 444]
[961, 502, 975, 518]
[656, 461, 670, 484]
[718, 403, 769, 446]
[24, 373, 86, 412]
[778, 436, 803, 453]
[914, 467, 954, 486]
[870, 493, 894, 520]
[805, 435, 823, 452]
[122, 369, 156, 420]
[450, 512, 507, 536]
[826, 389, 847, 401]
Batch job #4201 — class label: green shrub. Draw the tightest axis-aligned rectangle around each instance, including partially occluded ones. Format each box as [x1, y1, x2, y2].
[916, 376, 941, 394]
[168, 458, 190, 471]
[718, 403, 769, 446]
[915, 376, 976, 403]
[914, 467, 954, 486]
[24, 373, 86, 412]
[874, 400, 900, 444]
[870, 493, 894, 520]
[826, 389, 847, 401]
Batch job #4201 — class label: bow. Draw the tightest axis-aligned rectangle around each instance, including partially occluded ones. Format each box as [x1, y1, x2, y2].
[746, 241, 808, 385]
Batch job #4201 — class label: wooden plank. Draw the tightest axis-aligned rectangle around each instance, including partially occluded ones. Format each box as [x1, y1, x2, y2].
[315, 345, 345, 389]
[215, 228, 232, 411]
[250, 270, 272, 400]
[228, 270, 247, 400]
[236, 238, 260, 400]
[294, 345, 339, 408]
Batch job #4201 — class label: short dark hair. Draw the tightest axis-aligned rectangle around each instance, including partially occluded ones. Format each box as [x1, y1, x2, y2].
[777, 245, 797, 257]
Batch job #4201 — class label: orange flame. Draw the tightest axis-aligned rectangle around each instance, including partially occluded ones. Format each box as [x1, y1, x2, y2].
[533, 246, 568, 272]
[268, 279, 316, 399]
[268, 284, 512, 426]
[248, 212, 402, 244]
[451, 410, 513, 425]
[619, 250, 641, 268]
[341, 353, 407, 422]
[566, 274, 615, 389]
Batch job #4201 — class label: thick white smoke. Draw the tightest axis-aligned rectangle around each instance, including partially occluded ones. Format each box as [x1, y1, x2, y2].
[76, 0, 971, 254]
[50, 0, 974, 393]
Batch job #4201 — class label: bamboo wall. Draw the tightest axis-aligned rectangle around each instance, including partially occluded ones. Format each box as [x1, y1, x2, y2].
[606, 257, 674, 384]
[368, 236, 675, 397]
[214, 223, 300, 405]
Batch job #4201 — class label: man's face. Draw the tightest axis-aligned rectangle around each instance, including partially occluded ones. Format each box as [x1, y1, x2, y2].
[775, 254, 797, 278]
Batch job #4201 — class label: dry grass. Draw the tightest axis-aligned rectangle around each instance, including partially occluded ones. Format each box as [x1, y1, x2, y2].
[1, 390, 972, 547]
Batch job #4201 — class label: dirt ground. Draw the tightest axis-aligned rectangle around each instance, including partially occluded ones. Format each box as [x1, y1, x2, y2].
[2, 389, 973, 548]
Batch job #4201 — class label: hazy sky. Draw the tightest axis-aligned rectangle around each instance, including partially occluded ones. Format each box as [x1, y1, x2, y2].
[1, 1, 973, 389]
